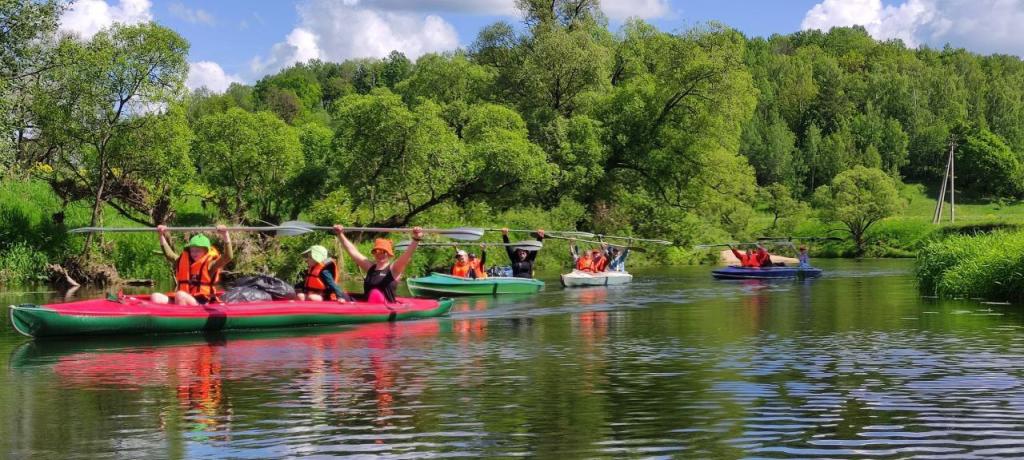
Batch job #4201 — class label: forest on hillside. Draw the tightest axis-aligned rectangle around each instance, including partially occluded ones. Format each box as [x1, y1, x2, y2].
[3, 0, 1024, 282]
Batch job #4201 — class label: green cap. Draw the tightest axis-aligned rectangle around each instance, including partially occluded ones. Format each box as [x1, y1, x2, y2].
[187, 234, 211, 249]
[302, 245, 329, 264]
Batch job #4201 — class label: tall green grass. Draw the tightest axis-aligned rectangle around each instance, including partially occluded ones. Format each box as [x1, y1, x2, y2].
[916, 231, 1024, 302]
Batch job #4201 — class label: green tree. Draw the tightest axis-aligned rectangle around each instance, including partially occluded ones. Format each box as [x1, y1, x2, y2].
[955, 128, 1024, 198]
[330, 89, 555, 226]
[192, 108, 303, 223]
[1, 0, 60, 170]
[758, 183, 808, 233]
[33, 23, 189, 235]
[813, 166, 901, 254]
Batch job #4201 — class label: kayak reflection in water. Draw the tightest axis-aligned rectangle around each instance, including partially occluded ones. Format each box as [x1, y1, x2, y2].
[335, 225, 423, 303]
[501, 228, 545, 278]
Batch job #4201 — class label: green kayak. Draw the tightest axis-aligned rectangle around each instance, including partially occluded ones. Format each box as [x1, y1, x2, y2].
[406, 273, 544, 297]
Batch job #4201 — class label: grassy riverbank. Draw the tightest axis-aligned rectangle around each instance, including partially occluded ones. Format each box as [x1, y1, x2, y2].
[916, 231, 1024, 302]
[783, 184, 1024, 258]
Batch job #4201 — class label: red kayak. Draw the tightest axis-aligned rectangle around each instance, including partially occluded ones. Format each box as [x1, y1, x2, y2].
[8, 295, 454, 338]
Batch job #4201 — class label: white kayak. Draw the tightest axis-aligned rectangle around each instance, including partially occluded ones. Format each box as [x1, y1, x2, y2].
[560, 270, 633, 287]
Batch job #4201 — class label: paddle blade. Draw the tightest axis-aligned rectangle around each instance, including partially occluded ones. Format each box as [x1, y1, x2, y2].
[511, 240, 543, 251]
[276, 220, 317, 237]
[440, 227, 485, 241]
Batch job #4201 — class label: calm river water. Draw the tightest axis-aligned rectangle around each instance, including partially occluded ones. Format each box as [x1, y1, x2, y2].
[4, 259, 1024, 458]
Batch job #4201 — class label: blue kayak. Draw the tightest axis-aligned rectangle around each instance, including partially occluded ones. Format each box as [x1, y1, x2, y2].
[712, 265, 823, 280]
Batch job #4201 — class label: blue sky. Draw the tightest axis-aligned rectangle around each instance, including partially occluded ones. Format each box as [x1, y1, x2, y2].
[58, 0, 1024, 92]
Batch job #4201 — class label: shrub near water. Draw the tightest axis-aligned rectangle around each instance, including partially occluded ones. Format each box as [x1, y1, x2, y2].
[917, 232, 1024, 302]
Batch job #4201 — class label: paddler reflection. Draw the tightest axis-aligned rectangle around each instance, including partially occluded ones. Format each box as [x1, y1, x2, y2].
[30, 322, 443, 438]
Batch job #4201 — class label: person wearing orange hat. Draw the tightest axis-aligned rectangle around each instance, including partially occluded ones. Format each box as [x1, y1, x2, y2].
[334, 224, 423, 304]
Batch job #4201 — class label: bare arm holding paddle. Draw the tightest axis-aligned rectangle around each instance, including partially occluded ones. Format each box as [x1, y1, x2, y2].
[390, 227, 423, 278]
[209, 225, 233, 272]
[334, 225, 374, 271]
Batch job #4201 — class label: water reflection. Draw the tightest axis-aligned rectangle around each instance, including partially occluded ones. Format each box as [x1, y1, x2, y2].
[6, 260, 1024, 457]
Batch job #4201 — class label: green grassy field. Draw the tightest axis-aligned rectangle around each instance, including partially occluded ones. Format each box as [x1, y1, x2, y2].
[747, 183, 1024, 258]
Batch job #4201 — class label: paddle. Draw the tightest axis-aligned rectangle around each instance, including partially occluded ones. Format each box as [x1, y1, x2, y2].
[485, 228, 595, 238]
[543, 234, 648, 252]
[597, 235, 673, 245]
[69, 225, 291, 234]
[277, 220, 485, 241]
[394, 240, 543, 252]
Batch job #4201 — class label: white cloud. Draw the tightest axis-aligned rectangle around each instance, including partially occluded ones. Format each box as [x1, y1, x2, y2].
[801, 0, 1024, 56]
[251, 0, 459, 74]
[601, 0, 670, 21]
[60, 0, 152, 39]
[186, 61, 243, 92]
[168, 2, 214, 25]
[356, 0, 518, 15]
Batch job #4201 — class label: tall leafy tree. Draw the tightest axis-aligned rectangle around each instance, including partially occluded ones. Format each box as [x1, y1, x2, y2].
[33, 23, 189, 235]
[814, 166, 901, 255]
[193, 108, 303, 223]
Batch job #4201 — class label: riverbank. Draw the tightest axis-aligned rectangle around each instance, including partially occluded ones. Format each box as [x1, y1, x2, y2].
[916, 231, 1024, 303]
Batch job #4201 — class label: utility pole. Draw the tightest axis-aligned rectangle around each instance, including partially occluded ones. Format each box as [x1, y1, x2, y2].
[932, 138, 956, 224]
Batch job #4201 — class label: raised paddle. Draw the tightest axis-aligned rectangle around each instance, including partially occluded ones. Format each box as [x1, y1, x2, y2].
[597, 235, 673, 245]
[69, 225, 293, 234]
[277, 220, 485, 241]
[542, 234, 648, 252]
[485, 228, 595, 238]
[395, 240, 544, 252]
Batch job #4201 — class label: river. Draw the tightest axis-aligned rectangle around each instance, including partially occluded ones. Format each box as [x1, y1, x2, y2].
[3, 259, 1024, 458]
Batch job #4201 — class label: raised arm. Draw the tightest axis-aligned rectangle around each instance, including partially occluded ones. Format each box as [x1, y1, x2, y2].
[157, 225, 178, 262]
[502, 228, 515, 262]
[525, 229, 544, 262]
[390, 227, 423, 278]
[335, 225, 372, 271]
[480, 243, 487, 268]
[210, 225, 233, 272]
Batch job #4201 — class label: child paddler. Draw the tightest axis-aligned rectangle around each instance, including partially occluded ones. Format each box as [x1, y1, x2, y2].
[152, 225, 233, 306]
[335, 224, 423, 304]
[296, 244, 352, 302]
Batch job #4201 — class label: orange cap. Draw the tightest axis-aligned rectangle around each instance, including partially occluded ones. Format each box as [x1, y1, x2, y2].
[372, 238, 394, 256]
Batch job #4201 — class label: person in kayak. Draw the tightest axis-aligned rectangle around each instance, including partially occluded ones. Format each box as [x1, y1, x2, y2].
[335, 225, 423, 303]
[153, 225, 233, 306]
[468, 244, 487, 279]
[296, 244, 352, 302]
[590, 247, 609, 272]
[502, 228, 545, 278]
[755, 244, 774, 267]
[606, 243, 630, 272]
[798, 245, 811, 268]
[452, 248, 472, 278]
[728, 244, 759, 268]
[569, 239, 594, 272]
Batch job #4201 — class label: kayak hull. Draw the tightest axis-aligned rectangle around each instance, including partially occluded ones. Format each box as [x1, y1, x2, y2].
[560, 270, 633, 287]
[711, 266, 823, 280]
[8, 296, 454, 338]
[407, 273, 544, 297]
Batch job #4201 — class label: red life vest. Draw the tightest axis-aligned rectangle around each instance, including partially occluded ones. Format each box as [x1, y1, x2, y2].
[576, 255, 593, 272]
[452, 261, 471, 277]
[175, 247, 221, 300]
[304, 260, 340, 299]
[592, 255, 608, 272]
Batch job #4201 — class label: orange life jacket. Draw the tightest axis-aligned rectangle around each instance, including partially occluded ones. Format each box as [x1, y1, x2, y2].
[469, 260, 487, 279]
[175, 247, 221, 300]
[304, 260, 340, 299]
[576, 255, 593, 272]
[452, 261, 471, 278]
[592, 255, 608, 272]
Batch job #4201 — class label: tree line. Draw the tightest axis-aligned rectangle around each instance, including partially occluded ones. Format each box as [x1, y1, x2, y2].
[3, 0, 1023, 267]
